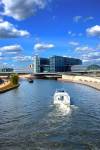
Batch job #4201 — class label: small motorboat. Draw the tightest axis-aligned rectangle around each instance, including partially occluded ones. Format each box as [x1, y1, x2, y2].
[53, 89, 70, 106]
[28, 78, 34, 83]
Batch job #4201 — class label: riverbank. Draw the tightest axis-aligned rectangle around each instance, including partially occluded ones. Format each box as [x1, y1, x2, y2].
[0, 81, 20, 93]
[58, 75, 100, 91]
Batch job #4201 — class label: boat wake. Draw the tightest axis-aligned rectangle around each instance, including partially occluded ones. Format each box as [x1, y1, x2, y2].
[53, 103, 71, 116]
[52, 103, 79, 117]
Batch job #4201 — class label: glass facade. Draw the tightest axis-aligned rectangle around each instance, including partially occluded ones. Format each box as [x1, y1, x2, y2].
[0, 68, 14, 72]
[33, 56, 40, 73]
[33, 55, 82, 73]
[40, 58, 50, 72]
[50, 56, 82, 72]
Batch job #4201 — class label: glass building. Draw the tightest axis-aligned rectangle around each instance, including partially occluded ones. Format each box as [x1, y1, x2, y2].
[0, 68, 14, 72]
[33, 56, 50, 73]
[50, 56, 82, 72]
[33, 55, 40, 73]
[33, 55, 82, 73]
[40, 58, 50, 72]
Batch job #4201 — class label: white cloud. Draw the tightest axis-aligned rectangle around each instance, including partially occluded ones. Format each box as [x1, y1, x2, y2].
[0, 44, 23, 53]
[1, 0, 48, 20]
[86, 25, 100, 37]
[0, 16, 3, 22]
[0, 20, 30, 38]
[84, 16, 94, 22]
[68, 31, 77, 37]
[68, 31, 82, 37]
[0, 57, 4, 60]
[82, 52, 100, 62]
[75, 46, 94, 52]
[34, 43, 55, 51]
[68, 31, 72, 35]
[2, 62, 7, 66]
[5, 52, 20, 55]
[0, 56, 7, 60]
[96, 44, 100, 50]
[73, 16, 94, 23]
[73, 16, 82, 23]
[69, 41, 79, 46]
[0, 52, 2, 56]
[76, 44, 100, 63]
[13, 56, 33, 62]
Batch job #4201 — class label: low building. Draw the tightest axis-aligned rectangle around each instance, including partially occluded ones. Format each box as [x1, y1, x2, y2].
[71, 65, 87, 72]
[0, 68, 14, 72]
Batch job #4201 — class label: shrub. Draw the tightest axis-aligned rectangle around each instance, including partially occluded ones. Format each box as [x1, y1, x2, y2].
[10, 74, 19, 85]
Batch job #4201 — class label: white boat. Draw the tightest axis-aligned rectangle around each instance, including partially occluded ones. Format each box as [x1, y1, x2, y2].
[53, 89, 70, 106]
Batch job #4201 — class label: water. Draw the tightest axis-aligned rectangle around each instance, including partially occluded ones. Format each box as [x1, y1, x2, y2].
[0, 79, 100, 150]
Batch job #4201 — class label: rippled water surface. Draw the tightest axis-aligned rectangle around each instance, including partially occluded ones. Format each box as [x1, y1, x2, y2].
[0, 79, 100, 150]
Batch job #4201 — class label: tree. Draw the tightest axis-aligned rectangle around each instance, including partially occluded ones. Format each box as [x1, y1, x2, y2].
[10, 74, 19, 85]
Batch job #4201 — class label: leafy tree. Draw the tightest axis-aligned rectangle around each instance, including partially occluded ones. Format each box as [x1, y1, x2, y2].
[10, 74, 19, 85]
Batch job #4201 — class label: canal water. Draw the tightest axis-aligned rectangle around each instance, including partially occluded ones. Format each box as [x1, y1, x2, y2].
[0, 79, 100, 150]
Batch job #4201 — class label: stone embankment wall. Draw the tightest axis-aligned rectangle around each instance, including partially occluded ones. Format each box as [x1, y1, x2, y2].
[0, 81, 19, 93]
[60, 75, 100, 90]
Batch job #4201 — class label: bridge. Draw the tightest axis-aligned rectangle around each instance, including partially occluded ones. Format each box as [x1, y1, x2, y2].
[32, 73, 62, 79]
[0, 70, 100, 79]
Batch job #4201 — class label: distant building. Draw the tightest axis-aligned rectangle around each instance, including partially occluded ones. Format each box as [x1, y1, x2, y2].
[0, 67, 14, 72]
[33, 55, 82, 73]
[71, 65, 87, 72]
[33, 56, 40, 73]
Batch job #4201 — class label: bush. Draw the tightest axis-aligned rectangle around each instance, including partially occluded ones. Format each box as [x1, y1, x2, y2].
[10, 74, 19, 85]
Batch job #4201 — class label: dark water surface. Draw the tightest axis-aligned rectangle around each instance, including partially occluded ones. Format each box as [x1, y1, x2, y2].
[0, 79, 100, 150]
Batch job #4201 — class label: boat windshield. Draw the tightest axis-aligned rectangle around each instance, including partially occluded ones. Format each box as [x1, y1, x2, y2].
[56, 89, 65, 92]
[60, 96, 64, 101]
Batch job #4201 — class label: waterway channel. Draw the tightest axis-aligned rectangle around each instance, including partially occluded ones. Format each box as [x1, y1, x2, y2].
[0, 79, 100, 150]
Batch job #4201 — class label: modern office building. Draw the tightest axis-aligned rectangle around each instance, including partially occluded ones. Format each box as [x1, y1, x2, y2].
[40, 58, 50, 72]
[0, 67, 14, 72]
[33, 55, 40, 73]
[50, 56, 82, 72]
[33, 56, 50, 73]
[33, 55, 82, 73]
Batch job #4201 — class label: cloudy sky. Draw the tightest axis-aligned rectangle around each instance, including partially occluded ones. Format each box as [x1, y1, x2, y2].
[0, 0, 100, 68]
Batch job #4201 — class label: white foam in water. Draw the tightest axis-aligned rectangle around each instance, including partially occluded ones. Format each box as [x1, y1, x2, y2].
[55, 103, 71, 116]
[53, 103, 79, 116]
[71, 104, 79, 110]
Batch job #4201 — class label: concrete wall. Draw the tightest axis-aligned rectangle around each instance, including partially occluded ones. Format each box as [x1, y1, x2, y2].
[61, 75, 100, 90]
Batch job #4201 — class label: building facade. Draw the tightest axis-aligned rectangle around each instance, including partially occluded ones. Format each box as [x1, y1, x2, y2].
[0, 67, 14, 72]
[40, 58, 50, 72]
[33, 55, 40, 73]
[33, 55, 82, 73]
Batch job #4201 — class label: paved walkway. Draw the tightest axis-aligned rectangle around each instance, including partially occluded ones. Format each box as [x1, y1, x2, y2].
[59, 75, 100, 91]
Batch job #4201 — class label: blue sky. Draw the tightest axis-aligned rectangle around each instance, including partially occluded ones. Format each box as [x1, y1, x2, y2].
[0, 0, 100, 68]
